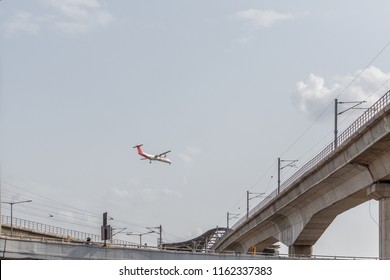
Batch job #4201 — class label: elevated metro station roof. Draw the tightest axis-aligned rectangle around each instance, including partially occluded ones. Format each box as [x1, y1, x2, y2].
[162, 227, 227, 252]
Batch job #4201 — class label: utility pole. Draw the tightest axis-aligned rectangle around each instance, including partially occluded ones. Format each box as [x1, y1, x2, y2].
[147, 225, 163, 249]
[159, 225, 162, 249]
[110, 227, 127, 244]
[227, 212, 239, 229]
[334, 99, 367, 150]
[278, 158, 281, 193]
[278, 158, 298, 194]
[0, 165, 2, 236]
[247, 191, 265, 219]
[334, 99, 338, 149]
[127, 231, 154, 247]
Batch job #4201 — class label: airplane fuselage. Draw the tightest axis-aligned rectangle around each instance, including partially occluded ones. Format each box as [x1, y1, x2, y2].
[154, 157, 172, 164]
[133, 145, 172, 164]
[140, 152, 172, 164]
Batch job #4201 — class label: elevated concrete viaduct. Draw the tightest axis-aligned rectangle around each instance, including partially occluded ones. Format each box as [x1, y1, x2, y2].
[2, 93, 389, 260]
[214, 91, 390, 259]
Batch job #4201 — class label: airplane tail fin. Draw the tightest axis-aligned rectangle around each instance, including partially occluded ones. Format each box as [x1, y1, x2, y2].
[132, 144, 144, 154]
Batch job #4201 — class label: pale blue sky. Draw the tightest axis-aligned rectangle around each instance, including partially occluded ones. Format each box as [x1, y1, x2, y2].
[1, 0, 390, 257]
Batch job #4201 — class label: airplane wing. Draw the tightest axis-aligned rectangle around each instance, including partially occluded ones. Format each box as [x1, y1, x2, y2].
[156, 150, 171, 157]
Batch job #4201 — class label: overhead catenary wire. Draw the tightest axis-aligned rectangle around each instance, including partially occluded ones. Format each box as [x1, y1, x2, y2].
[1, 180, 181, 243]
[1, 187, 180, 245]
[334, 41, 390, 100]
[281, 42, 390, 159]
[2, 181, 101, 219]
[290, 77, 390, 181]
[222, 41, 390, 229]
[2, 42, 389, 245]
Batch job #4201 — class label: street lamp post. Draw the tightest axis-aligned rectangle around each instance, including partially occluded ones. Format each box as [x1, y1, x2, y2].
[1, 199, 32, 236]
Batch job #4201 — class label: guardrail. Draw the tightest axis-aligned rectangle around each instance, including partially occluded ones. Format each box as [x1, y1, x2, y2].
[0, 222, 381, 260]
[1, 215, 133, 246]
[0, 235, 378, 259]
[232, 90, 390, 230]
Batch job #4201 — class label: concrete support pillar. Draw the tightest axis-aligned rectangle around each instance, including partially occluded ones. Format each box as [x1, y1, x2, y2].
[368, 182, 390, 260]
[288, 245, 313, 258]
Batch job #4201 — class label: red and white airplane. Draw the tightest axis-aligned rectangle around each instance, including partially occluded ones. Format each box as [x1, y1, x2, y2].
[133, 144, 172, 165]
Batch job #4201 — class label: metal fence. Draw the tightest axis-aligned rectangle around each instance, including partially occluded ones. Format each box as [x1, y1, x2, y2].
[233, 90, 390, 230]
[1, 215, 133, 246]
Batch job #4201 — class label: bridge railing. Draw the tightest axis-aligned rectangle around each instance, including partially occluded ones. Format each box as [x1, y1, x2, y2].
[1, 215, 133, 246]
[233, 90, 390, 230]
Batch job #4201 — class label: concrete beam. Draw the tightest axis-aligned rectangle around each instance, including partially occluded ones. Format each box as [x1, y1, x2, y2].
[214, 105, 390, 256]
[367, 182, 390, 260]
[288, 245, 313, 257]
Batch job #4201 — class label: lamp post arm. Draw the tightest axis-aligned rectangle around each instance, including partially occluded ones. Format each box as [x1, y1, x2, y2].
[1, 200, 32, 236]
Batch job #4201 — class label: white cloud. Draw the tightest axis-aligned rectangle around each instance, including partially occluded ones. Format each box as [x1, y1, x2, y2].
[111, 187, 130, 198]
[55, 21, 89, 33]
[234, 9, 301, 44]
[45, 0, 113, 33]
[4, 12, 46, 36]
[5, 0, 113, 35]
[45, 0, 101, 19]
[293, 66, 390, 120]
[177, 153, 193, 165]
[177, 146, 201, 167]
[236, 9, 295, 28]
